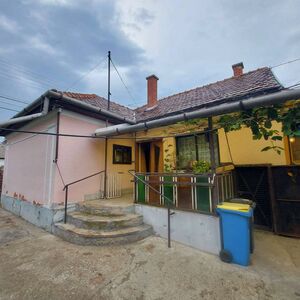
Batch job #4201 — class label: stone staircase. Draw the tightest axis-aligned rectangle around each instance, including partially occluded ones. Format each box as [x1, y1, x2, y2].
[53, 199, 153, 246]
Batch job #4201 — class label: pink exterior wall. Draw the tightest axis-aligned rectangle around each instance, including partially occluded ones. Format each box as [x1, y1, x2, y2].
[2, 113, 57, 206]
[52, 111, 106, 204]
[2, 109, 136, 207]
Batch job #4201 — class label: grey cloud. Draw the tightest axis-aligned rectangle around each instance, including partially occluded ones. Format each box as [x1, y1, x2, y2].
[0, 0, 151, 121]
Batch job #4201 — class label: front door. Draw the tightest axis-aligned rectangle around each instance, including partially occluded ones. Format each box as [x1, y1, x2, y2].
[137, 140, 163, 204]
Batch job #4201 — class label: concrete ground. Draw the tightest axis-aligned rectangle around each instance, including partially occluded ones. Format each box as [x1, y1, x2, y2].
[0, 208, 299, 300]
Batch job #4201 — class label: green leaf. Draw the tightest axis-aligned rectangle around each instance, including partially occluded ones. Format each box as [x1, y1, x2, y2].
[261, 146, 272, 152]
[271, 136, 283, 141]
[264, 119, 272, 129]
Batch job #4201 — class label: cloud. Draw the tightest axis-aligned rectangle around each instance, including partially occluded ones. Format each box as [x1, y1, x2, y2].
[0, 0, 299, 124]
[28, 35, 62, 56]
[0, 0, 149, 122]
[0, 15, 20, 33]
[26, 0, 74, 6]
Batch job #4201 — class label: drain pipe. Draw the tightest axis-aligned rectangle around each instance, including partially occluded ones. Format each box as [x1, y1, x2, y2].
[94, 88, 300, 137]
[0, 96, 50, 128]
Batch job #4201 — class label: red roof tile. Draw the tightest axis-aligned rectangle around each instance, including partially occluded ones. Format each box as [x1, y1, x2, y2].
[63, 67, 282, 123]
[62, 92, 135, 120]
[134, 67, 282, 121]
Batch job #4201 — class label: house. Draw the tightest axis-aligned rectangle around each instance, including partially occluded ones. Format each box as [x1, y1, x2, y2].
[0, 143, 5, 196]
[0, 143, 5, 168]
[1, 62, 299, 253]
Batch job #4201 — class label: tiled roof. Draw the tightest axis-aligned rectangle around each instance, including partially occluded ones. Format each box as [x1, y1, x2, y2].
[62, 92, 135, 120]
[63, 67, 282, 123]
[134, 67, 282, 121]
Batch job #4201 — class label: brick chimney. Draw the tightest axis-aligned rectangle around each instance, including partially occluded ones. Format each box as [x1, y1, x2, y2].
[232, 62, 244, 77]
[146, 74, 159, 109]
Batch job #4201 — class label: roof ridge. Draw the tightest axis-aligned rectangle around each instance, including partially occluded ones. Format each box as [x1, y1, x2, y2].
[62, 91, 134, 112]
[153, 67, 271, 105]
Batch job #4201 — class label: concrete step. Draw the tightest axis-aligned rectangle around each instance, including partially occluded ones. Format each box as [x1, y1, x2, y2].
[67, 211, 143, 231]
[76, 200, 135, 216]
[53, 223, 153, 246]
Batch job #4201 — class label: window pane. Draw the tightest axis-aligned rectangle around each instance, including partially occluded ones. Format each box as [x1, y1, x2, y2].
[196, 135, 210, 162]
[291, 137, 300, 163]
[113, 144, 132, 164]
[114, 149, 123, 163]
[196, 134, 219, 166]
[177, 136, 197, 169]
[176, 133, 220, 170]
[123, 149, 132, 164]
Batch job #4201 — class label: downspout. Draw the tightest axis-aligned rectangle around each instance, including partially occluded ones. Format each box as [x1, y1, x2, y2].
[0, 96, 50, 128]
[54, 108, 61, 163]
[103, 50, 111, 199]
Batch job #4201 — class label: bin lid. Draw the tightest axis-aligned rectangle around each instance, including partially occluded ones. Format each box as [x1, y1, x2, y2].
[217, 202, 251, 212]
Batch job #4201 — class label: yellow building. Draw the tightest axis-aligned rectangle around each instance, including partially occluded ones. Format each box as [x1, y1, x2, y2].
[1, 62, 299, 242]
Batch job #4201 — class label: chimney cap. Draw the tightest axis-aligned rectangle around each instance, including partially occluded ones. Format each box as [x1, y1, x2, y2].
[232, 62, 244, 69]
[146, 74, 159, 80]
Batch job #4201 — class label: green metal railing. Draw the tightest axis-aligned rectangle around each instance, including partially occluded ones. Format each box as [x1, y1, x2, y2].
[133, 171, 235, 213]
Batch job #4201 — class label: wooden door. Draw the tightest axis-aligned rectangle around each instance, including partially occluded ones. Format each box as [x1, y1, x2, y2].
[148, 140, 163, 205]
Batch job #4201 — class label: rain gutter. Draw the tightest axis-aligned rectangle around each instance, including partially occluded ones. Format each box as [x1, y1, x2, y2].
[94, 88, 300, 137]
[0, 95, 50, 128]
[48, 90, 136, 125]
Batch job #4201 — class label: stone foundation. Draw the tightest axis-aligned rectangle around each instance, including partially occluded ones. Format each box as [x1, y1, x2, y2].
[0, 195, 74, 232]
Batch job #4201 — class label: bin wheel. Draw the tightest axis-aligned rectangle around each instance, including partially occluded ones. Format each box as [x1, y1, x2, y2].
[219, 249, 233, 263]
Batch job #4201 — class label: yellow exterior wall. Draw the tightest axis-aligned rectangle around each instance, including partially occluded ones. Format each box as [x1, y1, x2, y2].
[107, 134, 136, 193]
[106, 120, 288, 195]
[218, 121, 287, 165]
[134, 119, 288, 169]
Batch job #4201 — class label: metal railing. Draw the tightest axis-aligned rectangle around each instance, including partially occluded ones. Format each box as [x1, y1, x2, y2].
[63, 170, 105, 223]
[99, 173, 122, 198]
[129, 170, 175, 248]
[132, 171, 235, 212]
[215, 171, 235, 203]
[129, 170, 235, 247]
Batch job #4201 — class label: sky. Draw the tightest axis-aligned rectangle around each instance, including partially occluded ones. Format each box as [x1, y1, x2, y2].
[0, 0, 300, 122]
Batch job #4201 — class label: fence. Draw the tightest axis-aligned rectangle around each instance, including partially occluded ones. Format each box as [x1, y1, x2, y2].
[99, 173, 122, 199]
[134, 171, 235, 213]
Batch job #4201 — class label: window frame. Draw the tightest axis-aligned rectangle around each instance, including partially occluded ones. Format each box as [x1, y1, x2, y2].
[112, 144, 132, 165]
[289, 136, 300, 165]
[175, 131, 220, 170]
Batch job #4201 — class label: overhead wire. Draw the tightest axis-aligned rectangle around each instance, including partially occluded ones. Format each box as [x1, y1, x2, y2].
[0, 106, 19, 113]
[0, 71, 49, 90]
[0, 126, 219, 139]
[271, 57, 300, 69]
[1, 98, 299, 139]
[0, 99, 25, 108]
[0, 114, 269, 139]
[0, 94, 30, 105]
[65, 56, 107, 91]
[286, 81, 300, 89]
[110, 58, 138, 106]
[0, 58, 61, 87]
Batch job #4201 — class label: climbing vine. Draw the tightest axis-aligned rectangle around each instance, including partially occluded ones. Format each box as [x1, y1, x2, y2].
[218, 101, 300, 154]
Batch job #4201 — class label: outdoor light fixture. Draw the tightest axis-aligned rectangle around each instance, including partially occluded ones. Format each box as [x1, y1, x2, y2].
[289, 136, 296, 143]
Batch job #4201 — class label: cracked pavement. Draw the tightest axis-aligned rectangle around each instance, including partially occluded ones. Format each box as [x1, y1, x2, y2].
[0, 208, 299, 300]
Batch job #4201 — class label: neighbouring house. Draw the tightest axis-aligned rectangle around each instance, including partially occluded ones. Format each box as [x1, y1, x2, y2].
[0, 143, 5, 196]
[0, 143, 5, 168]
[1, 62, 299, 254]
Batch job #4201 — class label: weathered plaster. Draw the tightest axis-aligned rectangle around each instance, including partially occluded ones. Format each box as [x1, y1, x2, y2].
[135, 204, 221, 255]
